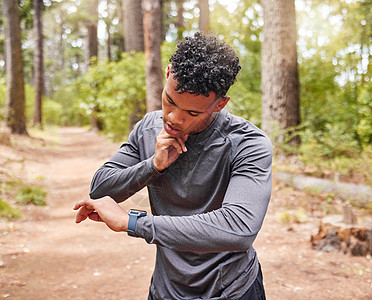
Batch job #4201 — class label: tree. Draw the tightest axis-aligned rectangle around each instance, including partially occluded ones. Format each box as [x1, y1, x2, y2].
[199, 0, 209, 33]
[124, 0, 144, 51]
[115, 0, 125, 56]
[176, 0, 185, 40]
[87, 0, 99, 65]
[123, 0, 146, 127]
[33, 0, 45, 127]
[3, 0, 28, 135]
[84, 0, 102, 131]
[260, 0, 300, 145]
[143, 0, 163, 112]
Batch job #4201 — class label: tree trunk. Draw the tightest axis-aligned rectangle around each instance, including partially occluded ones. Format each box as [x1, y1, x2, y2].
[198, 0, 209, 34]
[105, 0, 112, 62]
[143, 0, 163, 112]
[124, 0, 144, 52]
[117, 0, 125, 55]
[33, 0, 44, 128]
[87, 0, 102, 131]
[124, 0, 146, 127]
[60, 21, 65, 71]
[260, 0, 300, 145]
[160, 0, 166, 41]
[3, 0, 28, 135]
[106, 21, 112, 61]
[176, 0, 185, 40]
[87, 0, 99, 65]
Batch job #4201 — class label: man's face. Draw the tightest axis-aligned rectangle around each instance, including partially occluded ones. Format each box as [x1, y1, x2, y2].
[162, 69, 229, 138]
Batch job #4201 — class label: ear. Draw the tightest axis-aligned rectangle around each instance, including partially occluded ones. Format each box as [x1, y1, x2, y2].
[165, 64, 171, 80]
[214, 96, 230, 112]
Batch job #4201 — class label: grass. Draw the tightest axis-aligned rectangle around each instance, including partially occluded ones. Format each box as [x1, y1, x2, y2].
[0, 198, 21, 218]
[276, 208, 309, 223]
[16, 185, 47, 206]
[0, 178, 48, 219]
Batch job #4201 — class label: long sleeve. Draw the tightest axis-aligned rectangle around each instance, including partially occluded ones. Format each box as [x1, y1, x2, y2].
[89, 113, 163, 202]
[87, 109, 272, 299]
[136, 132, 273, 253]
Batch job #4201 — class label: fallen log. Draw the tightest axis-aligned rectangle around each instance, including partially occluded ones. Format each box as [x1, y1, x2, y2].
[276, 171, 372, 207]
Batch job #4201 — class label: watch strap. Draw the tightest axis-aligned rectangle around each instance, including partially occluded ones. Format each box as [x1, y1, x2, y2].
[127, 209, 147, 237]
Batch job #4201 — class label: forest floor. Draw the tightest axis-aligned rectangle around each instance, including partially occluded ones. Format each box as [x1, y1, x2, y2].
[0, 127, 372, 300]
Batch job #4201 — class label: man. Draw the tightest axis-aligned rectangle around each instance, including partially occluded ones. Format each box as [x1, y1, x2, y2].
[74, 32, 272, 300]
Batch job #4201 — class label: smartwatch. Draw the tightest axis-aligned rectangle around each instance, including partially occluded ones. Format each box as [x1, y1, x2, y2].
[127, 209, 147, 237]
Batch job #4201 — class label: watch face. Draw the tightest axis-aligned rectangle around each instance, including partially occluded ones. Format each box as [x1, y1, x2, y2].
[129, 209, 147, 215]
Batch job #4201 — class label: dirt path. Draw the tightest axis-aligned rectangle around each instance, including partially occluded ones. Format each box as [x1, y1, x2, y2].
[1, 127, 372, 300]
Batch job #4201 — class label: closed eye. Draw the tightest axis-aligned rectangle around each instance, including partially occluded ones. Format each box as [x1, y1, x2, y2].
[165, 91, 202, 117]
[166, 96, 175, 105]
[188, 111, 200, 117]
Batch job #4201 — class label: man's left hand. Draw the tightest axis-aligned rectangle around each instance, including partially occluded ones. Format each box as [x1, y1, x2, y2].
[74, 198, 129, 232]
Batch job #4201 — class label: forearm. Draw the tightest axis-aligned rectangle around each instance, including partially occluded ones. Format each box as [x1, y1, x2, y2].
[137, 209, 258, 252]
[90, 156, 162, 202]
[136, 175, 272, 252]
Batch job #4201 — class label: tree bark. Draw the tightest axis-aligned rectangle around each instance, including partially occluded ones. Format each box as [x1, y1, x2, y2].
[176, 0, 185, 40]
[143, 0, 163, 112]
[198, 0, 209, 34]
[86, 0, 102, 131]
[87, 0, 99, 65]
[3, 0, 28, 135]
[260, 0, 300, 145]
[33, 0, 45, 128]
[125, 0, 144, 52]
[105, 0, 113, 62]
[116, 0, 125, 55]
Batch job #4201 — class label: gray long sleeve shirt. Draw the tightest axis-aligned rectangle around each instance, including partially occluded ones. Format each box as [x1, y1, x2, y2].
[90, 109, 273, 300]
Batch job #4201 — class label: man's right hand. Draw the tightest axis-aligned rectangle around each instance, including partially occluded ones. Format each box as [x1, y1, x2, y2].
[153, 128, 188, 172]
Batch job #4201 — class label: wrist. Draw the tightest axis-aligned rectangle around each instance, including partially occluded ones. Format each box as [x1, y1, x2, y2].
[122, 214, 129, 232]
[153, 157, 165, 172]
[127, 209, 147, 237]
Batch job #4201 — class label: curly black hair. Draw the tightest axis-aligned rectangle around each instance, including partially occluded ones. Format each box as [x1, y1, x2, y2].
[169, 32, 241, 98]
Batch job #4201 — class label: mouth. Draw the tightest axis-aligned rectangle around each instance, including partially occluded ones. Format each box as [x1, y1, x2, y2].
[164, 122, 183, 136]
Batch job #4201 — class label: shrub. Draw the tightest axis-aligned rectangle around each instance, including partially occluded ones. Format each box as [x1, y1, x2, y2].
[16, 185, 47, 206]
[0, 198, 22, 218]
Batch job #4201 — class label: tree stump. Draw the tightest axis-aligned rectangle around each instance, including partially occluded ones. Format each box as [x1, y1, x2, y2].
[311, 204, 372, 256]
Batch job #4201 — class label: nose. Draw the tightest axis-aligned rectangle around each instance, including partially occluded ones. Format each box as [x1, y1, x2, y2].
[168, 107, 185, 126]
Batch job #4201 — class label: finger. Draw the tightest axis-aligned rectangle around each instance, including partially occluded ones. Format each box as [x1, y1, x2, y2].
[176, 136, 187, 152]
[73, 199, 90, 210]
[88, 212, 103, 222]
[75, 208, 88, 223]
[75, 206, 94, 223]
[160, 136, 183, 154]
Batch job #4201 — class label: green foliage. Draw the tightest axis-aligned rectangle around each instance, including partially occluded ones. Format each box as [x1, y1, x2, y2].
[1, 0, 372, 190]
[210, 1, 262, 125]
[76, 52, 146, 140]
[16, 185, 47, 206]
[0, 80, 82, 127]
[277, 209, 308, 223]
[0, 79, 6, 120]
[161, 41, 177, 70]
[25, 84, 35, 121]
[0, 198, 22, 218]
[357, 83, 372, 147]
[19, 0, 34, 30]
[52, 84, 90, 126]
[24, 84, 79, 127]
[227, 52, 261, 126]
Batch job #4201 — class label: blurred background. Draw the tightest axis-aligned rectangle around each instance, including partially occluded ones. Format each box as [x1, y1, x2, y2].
[1, 1, 372, 299]
[1, 0, 372, 185]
